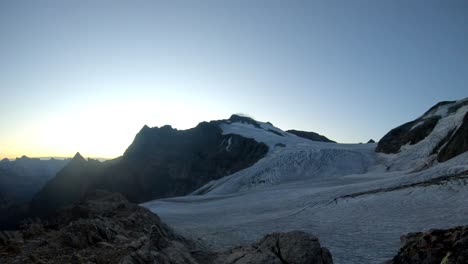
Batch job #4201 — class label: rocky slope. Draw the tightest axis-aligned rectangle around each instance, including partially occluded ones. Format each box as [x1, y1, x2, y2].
[376, 98, 468, 171]
[286, 130, 335, 143]
[30, 115, 271, 216]
[1, 191, 333, 264]
[377, 99, 468, 160]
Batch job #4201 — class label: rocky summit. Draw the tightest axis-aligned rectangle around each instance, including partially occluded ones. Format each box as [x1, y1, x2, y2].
[0, 191, 334, 264]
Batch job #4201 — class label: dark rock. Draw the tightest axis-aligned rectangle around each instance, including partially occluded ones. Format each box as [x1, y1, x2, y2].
[31, 120, 268, 216]
[228, 114, 261, 128]
[60, 218, 116, 248]
[287, 130, 336, 143]
[448, 100, 468, 114]
[216, 231, 333, 264]
[388, 225, 468, 264]
[1, 191, 334, 264]
[377, 99, 468, 158]
[422, 101, 455, 116]
[437, 112, 468, 162]
[29, 154, 105, 217]
[367, 139, 375, 143]
[376, 116, 440, 154]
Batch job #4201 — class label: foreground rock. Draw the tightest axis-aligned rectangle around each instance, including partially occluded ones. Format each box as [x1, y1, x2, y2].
[387, 225, 468, 264]
[1, 191, 333, 264]
[217, 231, 333, 264]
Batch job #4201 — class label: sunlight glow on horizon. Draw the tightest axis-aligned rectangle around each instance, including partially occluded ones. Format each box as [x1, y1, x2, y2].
[1, 1, 467, 159]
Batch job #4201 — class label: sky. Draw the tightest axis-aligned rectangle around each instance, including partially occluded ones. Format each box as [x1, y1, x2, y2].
[0, 0, 467, 159]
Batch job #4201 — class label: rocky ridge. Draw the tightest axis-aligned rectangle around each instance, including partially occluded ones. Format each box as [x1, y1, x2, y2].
[1, 191, 334, 264]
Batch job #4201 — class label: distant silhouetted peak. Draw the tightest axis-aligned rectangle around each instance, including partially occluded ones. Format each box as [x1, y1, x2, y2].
[367, 139, 376, 144]
[1, 158, 9, 163]
[72, 152, 86, 162]
[18, 155, 30, 160]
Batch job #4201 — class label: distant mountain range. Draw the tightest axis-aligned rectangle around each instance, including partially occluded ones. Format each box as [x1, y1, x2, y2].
[0, 157, 69, 229]
[1, 98, 468, 263]
[2, 98, 466, 232]
[0, 156, 69, 202]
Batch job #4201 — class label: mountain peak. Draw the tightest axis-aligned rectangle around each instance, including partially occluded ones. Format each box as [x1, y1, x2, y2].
[1, 158, 9, 163]
[228, 114, 261, 128]
[72, 152, 86, 162]
[18, 155, 30, 160]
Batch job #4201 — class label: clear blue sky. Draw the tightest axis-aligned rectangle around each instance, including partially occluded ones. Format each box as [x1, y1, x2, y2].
[0, 0, 467, 158]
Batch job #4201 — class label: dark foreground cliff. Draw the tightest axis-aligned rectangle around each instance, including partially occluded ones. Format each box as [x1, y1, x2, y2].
[1, 191, 333, 264]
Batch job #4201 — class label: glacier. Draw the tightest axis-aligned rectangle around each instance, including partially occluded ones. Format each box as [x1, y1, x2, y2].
[143, 101, 468, 264]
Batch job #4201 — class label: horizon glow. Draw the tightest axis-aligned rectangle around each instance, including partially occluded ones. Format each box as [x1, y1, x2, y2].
[1, 0, 467, 159]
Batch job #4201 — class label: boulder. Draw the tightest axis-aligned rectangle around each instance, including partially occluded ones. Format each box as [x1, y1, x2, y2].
[217, 231, 333, 264]
[388, 225, 468, 264]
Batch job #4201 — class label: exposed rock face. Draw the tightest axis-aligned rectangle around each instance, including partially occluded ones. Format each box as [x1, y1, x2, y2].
[376, 99, 468, 158]
[31, 121, 268, 216]
[437, 112, 468, 162]
[286, 130, 335, 143]
[217, 231, 333, 264]
[387, 225, 468, 264]
[1, 191, 204, 264]
[1, 191, 333, 264]
[376, 116, 440, 154]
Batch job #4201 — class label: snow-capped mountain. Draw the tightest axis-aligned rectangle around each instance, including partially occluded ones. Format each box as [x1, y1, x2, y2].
[192, 118, 377, 195]
[143, 98, 468, 264]
[29, 114, 341, 218]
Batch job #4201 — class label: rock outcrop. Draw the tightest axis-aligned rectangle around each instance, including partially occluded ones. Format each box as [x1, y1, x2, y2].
[437, 112, 468, 162]
[376, 99, 468, 162]
[217, 231, 333, 264]
[286, 129, 335, 143]
[1, 191, 333, 264]
[376, 115, 441, 154]
[387, 225, 468, 264]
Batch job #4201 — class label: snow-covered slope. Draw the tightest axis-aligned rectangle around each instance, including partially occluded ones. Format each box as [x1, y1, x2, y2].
[143, 99, 468, 264]
[192, 119, 379, 195]
[379, 98, 468, 171]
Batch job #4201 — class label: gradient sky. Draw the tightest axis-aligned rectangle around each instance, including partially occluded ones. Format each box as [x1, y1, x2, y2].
[1, 0, 467, 159]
